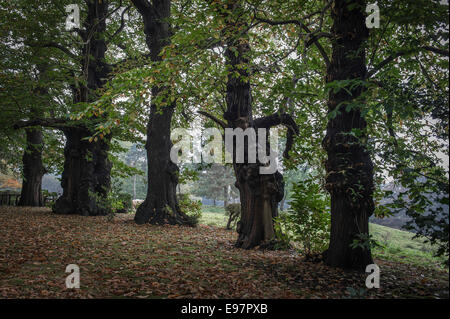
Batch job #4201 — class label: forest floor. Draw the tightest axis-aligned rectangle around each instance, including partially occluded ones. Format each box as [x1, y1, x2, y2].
[0, 206, 448, 299]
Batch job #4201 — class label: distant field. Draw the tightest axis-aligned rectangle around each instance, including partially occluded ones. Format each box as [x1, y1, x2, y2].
[200, 205, 447, 270]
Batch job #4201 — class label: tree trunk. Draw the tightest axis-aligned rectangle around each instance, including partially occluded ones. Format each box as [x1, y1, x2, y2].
[18, 128, 45, 207]
[53, 127, 111, 215]
[234, 165, 284, 249]
[224, 186, 229, 208]
[53, 1, 112, 216]
[322, 0, 374, 271]
[279, 189, 286, 211]
[219, 5, 285, 249]
[133, 175, 137, 199]
[132, 0, 189, 225]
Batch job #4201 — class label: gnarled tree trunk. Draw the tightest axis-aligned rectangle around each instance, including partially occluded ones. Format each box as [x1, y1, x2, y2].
[217, 3, 296, 249]
[132, 0, 189, 225]
[322, 0, 374, 270]
[53, 0, 112, 216]
[53, 127, 111, 215]
[18, 128, 45, 207]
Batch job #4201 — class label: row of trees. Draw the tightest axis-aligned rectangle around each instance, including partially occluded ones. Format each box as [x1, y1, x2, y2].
[0, 0, 448, 270]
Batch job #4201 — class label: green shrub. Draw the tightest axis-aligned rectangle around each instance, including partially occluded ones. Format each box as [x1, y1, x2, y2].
[178, 194, 203, 227]
[91, 180, 131, 221]
[42, 190, 58, 207]
[225, 203, 241, 230]
[116, 193, 133, 214]
[274, 177, 331, 256]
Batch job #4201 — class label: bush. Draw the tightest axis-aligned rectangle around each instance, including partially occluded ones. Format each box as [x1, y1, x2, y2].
[42, 190, 58, 207]
[225, 203, 241, 230]
[274, 177, 331, 256]
[116, 193, 132, 214]
[178, 193, 203, 227]
[93, 180, 132, 221]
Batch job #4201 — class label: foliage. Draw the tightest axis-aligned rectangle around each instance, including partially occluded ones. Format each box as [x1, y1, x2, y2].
[178, 194, 203, 227]
[116, 193, 133, 214]
[191, 164, 238, 204]
[350, 233, 382, 251]
[88, 180, 132, 221]
[403, 185, 449, 266]
[0, 173, 21, 190]
[275, 176, 330, 256]
[225, 203, 241, 230]
[42, 190, 58, 208]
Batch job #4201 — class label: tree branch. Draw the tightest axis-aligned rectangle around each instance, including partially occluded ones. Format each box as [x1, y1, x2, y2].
[367, 46, 450, 78]
[13, 118, 71, 130]
[254, 113, 299, 159]
[27, 42, 78, 60]
[130, 0, 155, 18]
[107, 5, 132, 44]
[197, 111, 227, 129]
[255, 17, 330, 67]
[422, 46, 449, 57]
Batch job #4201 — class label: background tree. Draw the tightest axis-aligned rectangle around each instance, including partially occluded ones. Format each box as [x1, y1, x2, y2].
[192, 164, 237, 206]
[7, 0, 139, 215]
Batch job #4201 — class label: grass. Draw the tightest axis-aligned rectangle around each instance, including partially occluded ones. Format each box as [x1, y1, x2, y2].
[369, 223, 446, 270]
[200, 205, 447, 271]
[200, 205, 228, 227]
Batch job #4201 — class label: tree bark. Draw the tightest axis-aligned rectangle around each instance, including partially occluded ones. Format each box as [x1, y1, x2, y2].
[279, 189, 286, 211]
[53, 127, 111, 215]
[18, 128, 45, 207]
[218, 3, 287, 249]
[53, 0, 112, 216]
[133, 175, 137, 199]
[322, 0, 374, 270]
[132, 0, 189, 225]
[224, 186, 229, 208]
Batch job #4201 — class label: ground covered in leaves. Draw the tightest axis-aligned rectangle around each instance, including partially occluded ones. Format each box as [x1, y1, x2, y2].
[0, 207, 448, 299]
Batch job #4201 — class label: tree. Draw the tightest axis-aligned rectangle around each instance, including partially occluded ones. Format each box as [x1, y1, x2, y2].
[192, 164, 237, 206]
[131, 0, 190, 225]
[9, 0, 135, 215]
[197, 1, 299, 249]
[18, 127, 45, 206]
[254, 0, 448, 269]
[319, 0, 374, 270]
[0, 2, 67, 207]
